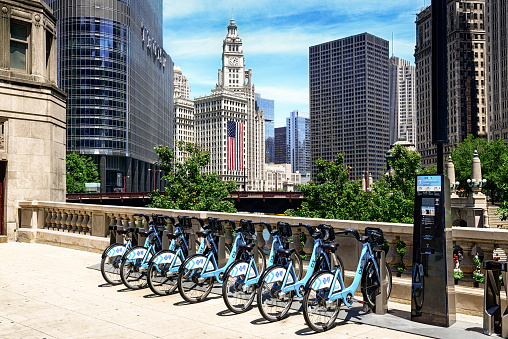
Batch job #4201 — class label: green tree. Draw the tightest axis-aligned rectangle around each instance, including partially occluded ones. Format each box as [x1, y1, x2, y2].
[450, 135, 508, 196]
[285, 154, 365, 220]
[66, 153, 100, 193]
[364, 144, 424, 223]
[148, 141, 237, 213]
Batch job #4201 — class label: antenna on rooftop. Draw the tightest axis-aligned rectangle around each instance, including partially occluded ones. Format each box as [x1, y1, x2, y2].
[231, 8, 234, 20]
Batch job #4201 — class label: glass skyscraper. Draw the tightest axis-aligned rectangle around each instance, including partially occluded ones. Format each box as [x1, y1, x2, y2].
[44, 0, 173, 192]
[287, 110, 310, 182]
[255, 94, 274, 164]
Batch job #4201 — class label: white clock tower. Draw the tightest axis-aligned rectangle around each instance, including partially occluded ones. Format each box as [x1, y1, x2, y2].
[218, 18, 245, 88]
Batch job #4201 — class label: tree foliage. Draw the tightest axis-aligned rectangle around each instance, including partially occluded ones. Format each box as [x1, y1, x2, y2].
[286, 145, 428, 224]
[66, 153, 100, 193]
[148, 141, 238, 213]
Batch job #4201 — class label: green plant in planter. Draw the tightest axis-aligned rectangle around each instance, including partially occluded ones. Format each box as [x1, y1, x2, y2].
[454, 269, 464, 280]
[396, 240, 407, 272]
[472, 255, 485, 283]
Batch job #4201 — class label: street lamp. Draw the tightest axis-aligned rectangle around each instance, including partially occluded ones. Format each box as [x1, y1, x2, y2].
[148, 168, 161, 192]
[71, 172, 82, 194]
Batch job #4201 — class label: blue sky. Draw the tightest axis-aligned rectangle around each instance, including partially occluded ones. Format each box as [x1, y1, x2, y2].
[162, 0, 429, 127]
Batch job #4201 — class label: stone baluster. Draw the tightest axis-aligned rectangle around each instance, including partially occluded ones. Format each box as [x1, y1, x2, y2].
[400, 235, 413, 273]
[47, 209, 54, 229]
[455, 240, 476, 277]
[108, 214, 117, 234]
[55, 210, 62, 231]
[44, 208, 51, 229]
[302, 226, 315, 260]
[266, 228, 274, 252]
[255, 223, 267, 250]
[65, 212, 73, 232]
[70, 211, 78, 233]
[292, 226, 303, 254]
[75, 211, 83, 233]
[384, 235, 399, 269]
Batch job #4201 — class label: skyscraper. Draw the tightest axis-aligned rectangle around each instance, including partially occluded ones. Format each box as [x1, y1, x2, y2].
[195, 18, 264, 190]
[415, 2, 486, 166]
[389, 57, 416, 145]
[44, 0, 173, 192]
[173, 65, 194, 161]
[309, 33, 390, 180]
[255, 93, 275, 164]
[486, 0, 508, 141]
[287, 110, 310, 182]
[274, 127, 288, 165]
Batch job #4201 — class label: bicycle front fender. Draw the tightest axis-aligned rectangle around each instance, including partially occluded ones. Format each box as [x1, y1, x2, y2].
[304, 269, 329, 292]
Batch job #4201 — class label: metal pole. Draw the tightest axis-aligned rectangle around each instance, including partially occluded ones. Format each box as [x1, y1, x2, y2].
[72, 173, 75, 193]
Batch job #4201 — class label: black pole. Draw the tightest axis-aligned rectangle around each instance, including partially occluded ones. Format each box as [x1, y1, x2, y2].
[432, 0, 448, 174]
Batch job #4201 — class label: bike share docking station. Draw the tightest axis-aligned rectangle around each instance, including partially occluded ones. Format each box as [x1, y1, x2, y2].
[412, 175, 456, 327]
[482, 260, 508, 337]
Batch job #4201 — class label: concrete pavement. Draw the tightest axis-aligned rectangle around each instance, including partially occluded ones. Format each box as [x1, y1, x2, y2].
[0, 242, 484, 338]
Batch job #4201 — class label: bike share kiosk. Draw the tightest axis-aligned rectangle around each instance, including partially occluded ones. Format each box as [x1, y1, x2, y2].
[411, 175, 456, 327]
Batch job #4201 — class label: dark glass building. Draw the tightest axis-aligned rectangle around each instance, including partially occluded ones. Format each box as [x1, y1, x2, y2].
[274, 126, 288, 164]
[255, 94, 274, 164]
[44, 0, 173, 192]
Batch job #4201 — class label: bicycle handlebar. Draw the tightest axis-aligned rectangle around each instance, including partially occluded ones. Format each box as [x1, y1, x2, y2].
[163, 215, 176, 226]
[249, 221, 272, 233]
[335, 228, 360, 241]
[133, 214, 150, 224]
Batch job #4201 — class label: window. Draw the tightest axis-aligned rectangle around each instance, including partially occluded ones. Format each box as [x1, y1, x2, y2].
[10, 21, 29, 71]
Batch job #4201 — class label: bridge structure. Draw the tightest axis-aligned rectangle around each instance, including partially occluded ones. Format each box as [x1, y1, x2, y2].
[66, 191, 304, 214]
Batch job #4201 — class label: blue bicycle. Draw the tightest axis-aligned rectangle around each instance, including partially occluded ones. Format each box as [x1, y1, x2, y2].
[222, 221, 304, 313]
[256, 223, 344, 322]
[147, 216, 226, 295]
[178, 219, 266, 303]
[100, 226, 136, 285]
[119, 214, 164, 289]
[302, 227, 392, 332]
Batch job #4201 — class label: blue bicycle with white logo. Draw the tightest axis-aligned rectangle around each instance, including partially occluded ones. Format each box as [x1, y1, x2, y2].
[147, 216, 227, 295]
[256, 223, 345, 322]
[119, 214, 164, 289]
[100, 225, 137, 285]
[302, 227, 392, 332]
[222, 221, 304, 314]
[178, 219, 266, 303]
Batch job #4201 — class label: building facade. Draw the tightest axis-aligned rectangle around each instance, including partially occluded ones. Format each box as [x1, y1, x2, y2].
[415, 2, 486, 166]
[173, 65, 194, 160]
[274, 126, 288, 164]
[44, 0, 173, 192]
[255, 93, 274, 164]
[264, 164, 301, 192]
[309, 33, 390, 180]
[195, 18, 264, 190]
[286, 110, 310, 183]
[389, 56, 416, 145]
[0, 0, 66, 239]
[486, 0, 508, 141]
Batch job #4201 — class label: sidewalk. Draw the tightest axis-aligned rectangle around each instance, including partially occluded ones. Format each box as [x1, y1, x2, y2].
[0, 242, 484, 339]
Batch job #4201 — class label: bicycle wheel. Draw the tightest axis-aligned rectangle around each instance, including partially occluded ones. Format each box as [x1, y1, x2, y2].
[303, 273, 340, 332]
[222, 260, 256, 313]
[120, 246, 148, 289]
[178, 254, 215, 303]
[257, 265, 294, 322]
[147, 250, 180, 295]
[100, 244, 125, 285]
[361, 261, 392, 309]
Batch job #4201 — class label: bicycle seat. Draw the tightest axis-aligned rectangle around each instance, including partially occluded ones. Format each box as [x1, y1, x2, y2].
[166, 232, 182, 240]
[270, 229, 279, 236]
[239, 243, 256, 252]
[361, 236, 369, 243]
[321, 242, 339, 253]
[117, 228, 134, 235]
[276, 248, 297, 257]
[138, 230, 152, 237]
[196, 230, 212, 238]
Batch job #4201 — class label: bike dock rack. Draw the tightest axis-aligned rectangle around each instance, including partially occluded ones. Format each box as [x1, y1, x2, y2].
[374, 249, 388, 315]
[482, 260, 508, 337]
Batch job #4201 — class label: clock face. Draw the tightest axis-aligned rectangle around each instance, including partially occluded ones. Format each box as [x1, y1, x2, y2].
[229, 57, 239, 67]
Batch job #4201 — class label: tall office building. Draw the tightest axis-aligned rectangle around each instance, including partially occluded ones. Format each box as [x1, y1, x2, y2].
[195, 18, 264, 190]
[173, 65, 194, 160]
[287, 110, 310, 182]
[274, 127, 288, 165]
[415, 2, 486, 166]
[486, 0, 508, 141]
[309, 33, 390, 180]
[389, 57, 416, 145]
[45, 0, 173, 192]
[255, 93, 275, 164]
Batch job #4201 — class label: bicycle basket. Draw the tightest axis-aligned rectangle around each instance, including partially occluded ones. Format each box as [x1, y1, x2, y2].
[241, 220, 256, 236]
[208, 218, 223, 234]
[365, 227, 384, 247]
[277, 222, 292, 238]
[180, 217, 194, 230]
[319, 224, 335, 242]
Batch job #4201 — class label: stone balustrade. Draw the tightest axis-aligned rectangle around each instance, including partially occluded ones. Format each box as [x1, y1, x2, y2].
[16, 200, 508, 279]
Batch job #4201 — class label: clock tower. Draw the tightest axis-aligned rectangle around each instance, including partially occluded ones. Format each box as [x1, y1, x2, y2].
[218, 18, 245, 88]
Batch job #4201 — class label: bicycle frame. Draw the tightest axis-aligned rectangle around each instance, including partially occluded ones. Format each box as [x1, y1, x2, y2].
[123, 224, 163, 269]
[242, 232, 285, 287]
[314, 241, 379, 307]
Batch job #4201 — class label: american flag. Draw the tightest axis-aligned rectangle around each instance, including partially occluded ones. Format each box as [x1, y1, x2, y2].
[227, 120, 243, 171]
